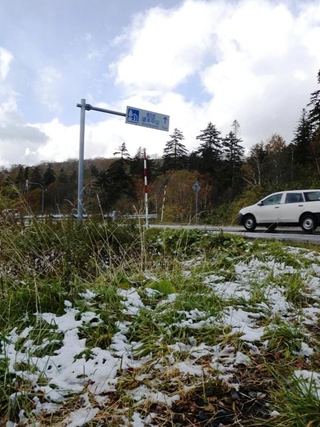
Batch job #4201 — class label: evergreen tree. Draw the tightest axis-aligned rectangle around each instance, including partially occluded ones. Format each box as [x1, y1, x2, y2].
[232, 120, 240, 137]
[58, 168, 68, 184]
[307, 70, 320, 133]
[292, 108, 313, 166]
[113, 142, 130, 158]
[94, 158, 136, 211]
[43, 164, 56, 186]
[195, 122, 222, 174]
[188, 151, 201, 172]
[130, 147, 144, 177]
[15, 165, 25, 191]
[223, 132, 244, 165]
[24, 167, 29, 182]
[28, 166, 43, 190]
[162, 128, 188, 171]
[222, 131, 245, 194]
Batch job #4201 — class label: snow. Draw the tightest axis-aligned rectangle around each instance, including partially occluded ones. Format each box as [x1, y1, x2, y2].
[2, 243, 320, 426]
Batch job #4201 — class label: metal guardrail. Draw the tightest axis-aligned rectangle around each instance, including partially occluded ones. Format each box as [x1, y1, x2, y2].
[2, 212, 158, 223]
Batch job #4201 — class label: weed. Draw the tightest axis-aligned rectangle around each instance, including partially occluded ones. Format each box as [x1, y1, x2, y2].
[269, 372, 320, 426]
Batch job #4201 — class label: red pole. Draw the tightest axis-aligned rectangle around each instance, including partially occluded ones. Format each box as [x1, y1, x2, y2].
[144, 148, 149, 228]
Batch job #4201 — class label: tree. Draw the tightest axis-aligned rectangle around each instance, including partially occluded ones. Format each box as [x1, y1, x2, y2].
[28, 167, 43, 190]
[232, 120, 240, 138]
[94, 158, 136, 211]
[43, 164, 56, 187]
[155, 170, 198, 222]
[195, 122, 222, 174]
[162, 128, 188, 171]
[245, 142, 266, 186]
[223, 132, 244, 165]
[222, 131, 245, 198]
[113, 142, 130, 158]
[130, 147, 144, 177]
[292, 108, 314, 166]
[15, 165, 25, 192]
[307, 70, 320, 133]
[245, 135, 290, 191]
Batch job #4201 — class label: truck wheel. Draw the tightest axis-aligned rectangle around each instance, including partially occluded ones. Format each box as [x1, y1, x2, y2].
[301, 214, 317, 233]
[244, 214, 256, 231]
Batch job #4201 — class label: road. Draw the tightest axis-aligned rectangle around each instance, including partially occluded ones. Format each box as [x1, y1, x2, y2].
[150, 224, 320, 245]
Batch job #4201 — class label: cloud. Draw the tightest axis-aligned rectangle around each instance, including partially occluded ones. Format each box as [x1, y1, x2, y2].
[111, 1, 220, 91]
[110, 0, 320, 149]
[0, 47, 12, 81]
[33, 66, 63, 113]
[1, 0, 320, 167]
[0, 47, 49, 166]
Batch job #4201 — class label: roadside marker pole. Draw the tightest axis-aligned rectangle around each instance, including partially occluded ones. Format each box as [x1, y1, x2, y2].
[144, 148, 149, 229]
[161, 185, 166, 222]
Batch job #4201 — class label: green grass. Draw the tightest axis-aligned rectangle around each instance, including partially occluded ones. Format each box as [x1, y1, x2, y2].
[1, 218, 320, 426]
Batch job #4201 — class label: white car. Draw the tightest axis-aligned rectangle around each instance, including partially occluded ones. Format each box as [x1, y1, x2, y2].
[237, 190, 320, 233]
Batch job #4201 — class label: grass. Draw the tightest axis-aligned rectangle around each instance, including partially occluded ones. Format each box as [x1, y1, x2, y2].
[1, 217, 320, 425]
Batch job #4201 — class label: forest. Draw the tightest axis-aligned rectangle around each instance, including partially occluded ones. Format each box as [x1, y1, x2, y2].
[0, 70, 320, 224]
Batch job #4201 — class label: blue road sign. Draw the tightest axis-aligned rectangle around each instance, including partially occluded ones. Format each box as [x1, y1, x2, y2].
[192, 182, 201, 192]
[126, 106, 170, 132]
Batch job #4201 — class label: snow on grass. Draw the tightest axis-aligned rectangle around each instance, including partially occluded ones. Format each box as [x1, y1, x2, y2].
[2, 242, 320, 426]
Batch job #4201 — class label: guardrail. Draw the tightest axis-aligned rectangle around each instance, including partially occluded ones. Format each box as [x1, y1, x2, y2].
[2, 212, 158, 223]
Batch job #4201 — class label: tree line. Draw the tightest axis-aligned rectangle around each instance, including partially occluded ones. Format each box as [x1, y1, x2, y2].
[0, 69, 320, 223]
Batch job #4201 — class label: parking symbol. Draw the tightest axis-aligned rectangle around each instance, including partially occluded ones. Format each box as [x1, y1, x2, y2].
[127, 108, 139, 123]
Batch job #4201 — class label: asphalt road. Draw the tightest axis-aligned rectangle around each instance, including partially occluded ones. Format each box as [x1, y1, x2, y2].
[150, 224, 320, 245]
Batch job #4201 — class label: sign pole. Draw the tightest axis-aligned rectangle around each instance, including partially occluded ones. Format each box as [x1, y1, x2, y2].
[76, 101, 169, 222]
[77, 99, 86, 220]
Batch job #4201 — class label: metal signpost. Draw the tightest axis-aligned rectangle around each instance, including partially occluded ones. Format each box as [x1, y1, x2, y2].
[192, 181, 201, 224]
[76, 100, 170, 223]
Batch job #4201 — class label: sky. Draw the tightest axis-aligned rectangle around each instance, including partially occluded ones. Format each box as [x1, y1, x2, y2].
[0, 0, 320, 167]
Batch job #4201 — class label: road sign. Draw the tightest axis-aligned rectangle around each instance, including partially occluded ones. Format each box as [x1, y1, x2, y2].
[192, 182, 201, 192]
[126, 106, 170, 132]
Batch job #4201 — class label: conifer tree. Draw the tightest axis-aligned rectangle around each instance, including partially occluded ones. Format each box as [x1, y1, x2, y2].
[130, 147, 144, 178]
[95, 158, 136, 211]
[15, 165, 25, 191]
[292, 108, 313, 165]
[307, 70, 320, 174]
[162, 128, 188, 171]
[222, 131, 245, 192]
[307, 70, 320, 133]
[113, 142, 130, 158]
[28, 166, 43, 190]
[195, 122, 222, 174]
[43, 164, 56, 186]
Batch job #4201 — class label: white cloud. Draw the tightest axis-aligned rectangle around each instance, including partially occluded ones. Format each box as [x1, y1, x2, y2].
[0, 47, 49, 166]
[33, 66, 63, 113]
[111, 1, 221, 91]
[109, 0, 320, 150]
[0, 47, 13, 81]
[1, 0, 320, 167]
